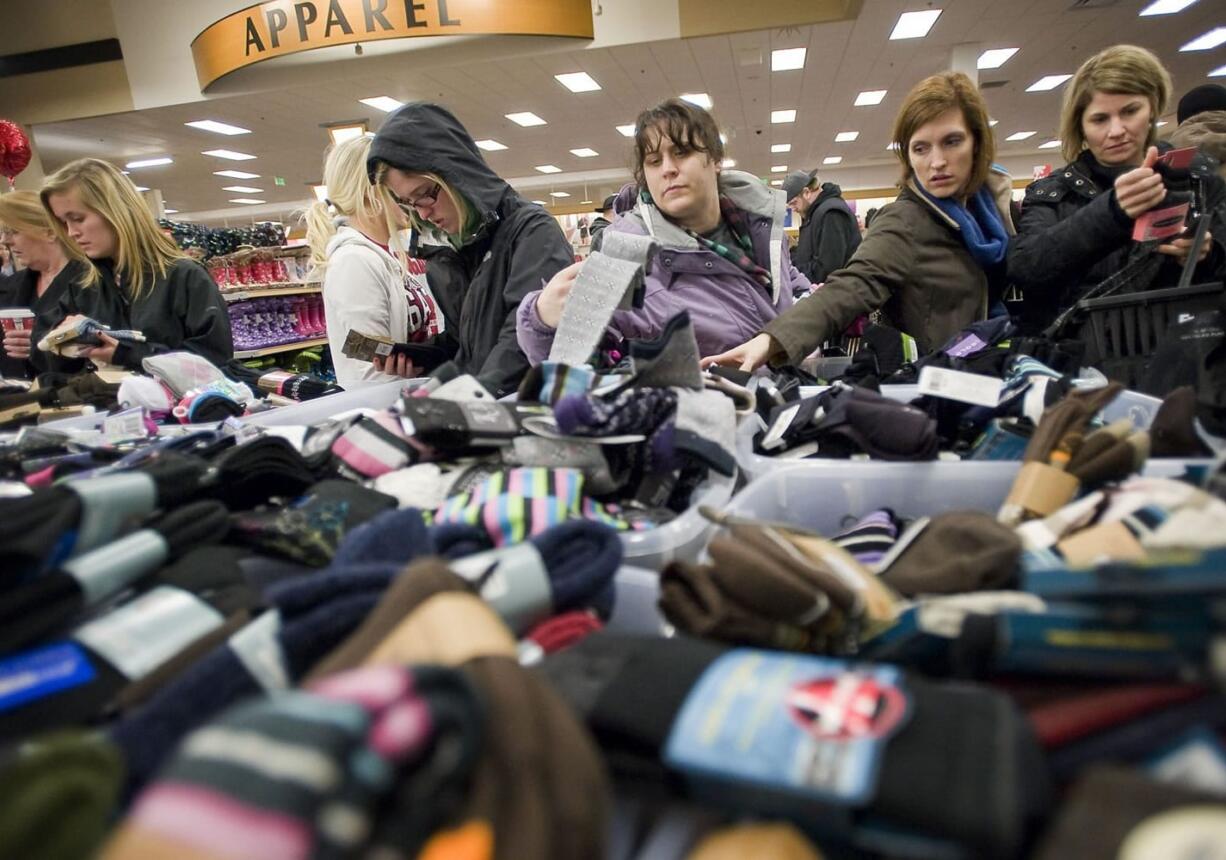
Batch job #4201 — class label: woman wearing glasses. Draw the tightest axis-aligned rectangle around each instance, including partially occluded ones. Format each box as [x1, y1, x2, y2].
[305, 135, 442, 389]
[369, 102, 574, 396]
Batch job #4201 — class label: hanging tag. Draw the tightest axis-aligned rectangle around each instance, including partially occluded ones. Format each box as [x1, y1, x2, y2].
[917, 366, 1003, 408]
[103, 407, 149, 443]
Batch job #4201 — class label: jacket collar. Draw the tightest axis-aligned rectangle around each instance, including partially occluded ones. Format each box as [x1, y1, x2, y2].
[904, 165, 1016, 236]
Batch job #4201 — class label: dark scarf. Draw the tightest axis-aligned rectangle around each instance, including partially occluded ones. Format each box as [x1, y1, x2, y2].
[917, 182, 1010, 269]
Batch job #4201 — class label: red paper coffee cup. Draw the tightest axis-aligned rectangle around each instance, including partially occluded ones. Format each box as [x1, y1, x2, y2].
[0, 308, 35, 334]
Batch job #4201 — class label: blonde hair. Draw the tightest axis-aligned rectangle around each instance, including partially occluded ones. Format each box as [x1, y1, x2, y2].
[40, 158, 185, 300]
[1060, 45, 1172, 164]
[892, 72, 996, 196]
[304, 137, 407, 271]
[372, 162, 472, 241]
[0, 190, 82, 259]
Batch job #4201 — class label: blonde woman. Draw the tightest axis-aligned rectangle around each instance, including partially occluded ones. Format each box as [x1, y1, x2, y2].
[305, 135, 442, 389]
[0, 191, 89, 376]
[368, 102, 573, 397]
[40, 158, 231, 368]
[1010, 45, 1226, 334]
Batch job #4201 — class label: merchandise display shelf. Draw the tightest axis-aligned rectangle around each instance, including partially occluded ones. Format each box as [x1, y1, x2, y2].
[233, 336, 329, 360]
[221, 284, 322, 301]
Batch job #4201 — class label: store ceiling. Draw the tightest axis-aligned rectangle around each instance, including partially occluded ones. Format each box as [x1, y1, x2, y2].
[29, 0, 1225, 224]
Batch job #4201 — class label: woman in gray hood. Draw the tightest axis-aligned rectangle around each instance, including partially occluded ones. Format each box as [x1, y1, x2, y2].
[368, 102, 574, 396]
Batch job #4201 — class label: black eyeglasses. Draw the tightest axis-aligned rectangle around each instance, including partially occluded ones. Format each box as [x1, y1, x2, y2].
[394, 181, 442, 213]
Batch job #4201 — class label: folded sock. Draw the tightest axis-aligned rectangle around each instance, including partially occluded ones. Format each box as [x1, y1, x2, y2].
[525, 611, 603, 654]
[831, 509, 901, 568]
[629, 311, 704, 390]
[328, 505, 432, 568]
[554, 388, 678, 438]
[108, 664, 484, 860]
[331, 411, 419, 479]
[0, 730, 124, 860]
[207, 436, 320, 511]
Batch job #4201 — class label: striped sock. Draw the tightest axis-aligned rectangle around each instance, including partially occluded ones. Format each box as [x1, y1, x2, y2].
[832, 509, 900, 568]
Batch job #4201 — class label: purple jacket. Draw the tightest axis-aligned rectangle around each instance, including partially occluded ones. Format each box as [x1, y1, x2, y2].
[517, 170, 809, 363]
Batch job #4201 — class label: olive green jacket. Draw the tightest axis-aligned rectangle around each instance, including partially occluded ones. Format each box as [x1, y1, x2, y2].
[763, 167, 1015, 364]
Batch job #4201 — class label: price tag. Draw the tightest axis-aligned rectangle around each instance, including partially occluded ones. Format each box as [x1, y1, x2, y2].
[917, 366, 1003, 408]
[102, 407, 148, 443]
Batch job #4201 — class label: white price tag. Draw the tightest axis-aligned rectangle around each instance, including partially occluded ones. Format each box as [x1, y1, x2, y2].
[917, 366, 1003, 408]
[102, 407, 147, 442]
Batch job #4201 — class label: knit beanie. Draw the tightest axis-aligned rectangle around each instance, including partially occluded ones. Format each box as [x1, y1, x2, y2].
[1177, 83, 1226, 124]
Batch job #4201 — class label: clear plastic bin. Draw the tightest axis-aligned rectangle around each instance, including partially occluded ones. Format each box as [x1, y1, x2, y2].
[619, 469, 736, 571]
[737, 385, 1168, 482]
[720, 459, 1212, 537]
[606, 566, 670, 636]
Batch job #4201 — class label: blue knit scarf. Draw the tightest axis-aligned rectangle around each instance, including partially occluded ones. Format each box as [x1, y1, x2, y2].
[920, 182, 1009, 268]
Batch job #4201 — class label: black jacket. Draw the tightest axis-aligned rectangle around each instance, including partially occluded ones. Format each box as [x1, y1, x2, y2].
[38, 258, 232, 370]
[1009, 144, 1226, 333]
[790, 183, 861, 286]
[369, 103, 574, 397]
[0, 260, 86, 377]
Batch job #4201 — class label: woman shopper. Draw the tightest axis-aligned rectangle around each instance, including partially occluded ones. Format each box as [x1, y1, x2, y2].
[39, 158, 232, 369]
[367, 102, 573, 396]
[705, 71, 1014, 371]
[306, 135, 442, 389]
[0, 191, 89, 377]
[1009, 45, 1226, 334]
[517, 97, 807, 364]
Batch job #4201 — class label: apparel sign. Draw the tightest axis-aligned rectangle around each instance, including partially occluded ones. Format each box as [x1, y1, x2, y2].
[191, 0, 595, 90]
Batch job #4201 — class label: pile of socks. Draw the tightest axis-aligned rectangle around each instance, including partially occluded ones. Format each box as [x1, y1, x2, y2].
[228, 295, 325, 352]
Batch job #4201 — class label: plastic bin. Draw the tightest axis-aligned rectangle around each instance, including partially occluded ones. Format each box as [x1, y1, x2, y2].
[619, 468, 736, 571]
[736, 385, 1167, 482]
[1076, 282, 1224, 390]
[719, 458, 1213, 538]
[606, 566, 670, 636]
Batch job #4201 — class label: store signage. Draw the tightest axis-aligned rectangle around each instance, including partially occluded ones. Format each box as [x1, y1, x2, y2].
[191, 0, 594, 90]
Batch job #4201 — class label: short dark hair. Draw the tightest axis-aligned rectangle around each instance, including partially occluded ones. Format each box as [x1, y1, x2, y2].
[892, 71, 995, 196]
[632, 98, 724, 189]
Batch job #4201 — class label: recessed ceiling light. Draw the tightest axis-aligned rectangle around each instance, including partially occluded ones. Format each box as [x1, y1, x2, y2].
[1156, 120, 1169, 127]
[133, 185, 149, 192]
[312, 185, 328, 202]
[889, 9, 941, 40]
[989, 119, 1000, 126]
[570, 148, 599, 157]
[555, 72, 601, 92]
[328, 125, 367, 145]
[721, 158, 736, 168]
[185, 120, 251, 135]
[977, 48, 1018, 69]
[202, 149, 256, 160]
[719, 132, 727, 144]
[771, 109, 797, 124]
[771, 143, 792, 153]
[214, 170, 260, 179]
[680, 93, 713, 109]
[886, 142, 900, 151]
[835, 131, 859, 142]
[823, 156, 843, 165]
[532, 199, 547, 205]
[770, 179, 783, 186]
[1212, 64, 1226, 77]
[855, 90, 887, 106]
[1139, 0, 1198, 14]
[475, 139, 508, 151]
[507, 112, 547, 127]
[222, 185, 262, 193]
[616, 124, 636, 137]
[580, 199, 593, 204]
[1005, 131, 1036, 141]
[229, 198, 265, 204]
[1038, 140, 1061, 149]
[125, 157, 173, 169]
[771, 47, 806, 71]
[163, 209, 178, 214]
[770, 165, 788, 173]
[359, 96, 404, 112]
[1026, 74, 1072, 92]
[535, 164, 562, 173]
[1181, 27, 1226, 51]
[550, 191, 571, 198]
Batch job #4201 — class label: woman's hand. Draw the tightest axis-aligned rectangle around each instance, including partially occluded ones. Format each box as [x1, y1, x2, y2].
[1113, 146, 1167, 220]
[373, 352, 420, 378]
[1157, 230, 1213, 265]
[2, 328, 32, 359]
[81, 331, 119, 365]
[701, 333, 780, 372]
[536, 261, 584, 329]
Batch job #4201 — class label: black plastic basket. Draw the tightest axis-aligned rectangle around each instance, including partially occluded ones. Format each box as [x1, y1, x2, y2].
[1076, 282, 1224, 388]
